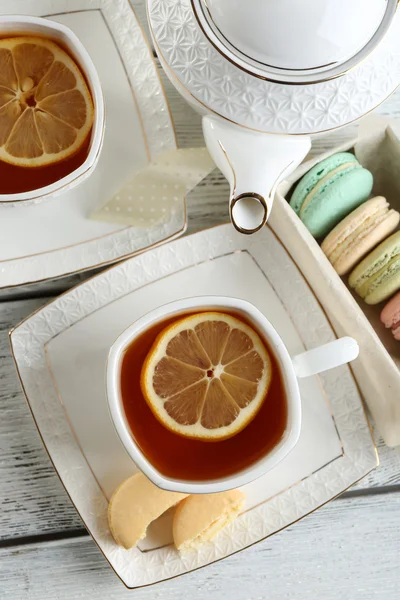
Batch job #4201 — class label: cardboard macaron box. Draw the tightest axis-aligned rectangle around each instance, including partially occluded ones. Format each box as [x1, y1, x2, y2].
[270, 116, 400, 448]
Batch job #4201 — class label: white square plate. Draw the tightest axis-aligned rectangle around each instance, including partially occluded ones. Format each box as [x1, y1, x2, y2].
[10, 224, 378, 588]
[0, 0, 184, 289]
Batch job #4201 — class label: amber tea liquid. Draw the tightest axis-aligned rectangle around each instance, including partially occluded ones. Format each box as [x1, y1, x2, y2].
[121, 312, 288, 481]
[0, 136, 91, 194]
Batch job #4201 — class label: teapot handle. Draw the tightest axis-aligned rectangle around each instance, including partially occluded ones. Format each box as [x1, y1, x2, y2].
[202, 115, 311, 234]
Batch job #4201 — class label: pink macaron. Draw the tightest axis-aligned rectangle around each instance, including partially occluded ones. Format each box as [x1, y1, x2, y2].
[381, 291, 400, 341]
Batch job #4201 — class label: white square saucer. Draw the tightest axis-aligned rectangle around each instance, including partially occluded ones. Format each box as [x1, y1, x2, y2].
[0, 0, 184, 289]
[10, 224, 377, 588]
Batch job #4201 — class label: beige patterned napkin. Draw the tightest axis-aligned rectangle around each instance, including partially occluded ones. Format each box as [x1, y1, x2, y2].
[90, 148, 215, 227]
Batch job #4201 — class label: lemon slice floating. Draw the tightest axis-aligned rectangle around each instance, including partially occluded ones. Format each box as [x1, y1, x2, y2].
[0, 36, 94, 167]
[141, 312, 272, 441]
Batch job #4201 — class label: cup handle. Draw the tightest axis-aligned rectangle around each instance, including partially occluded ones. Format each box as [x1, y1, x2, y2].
[291, 337, 359, 378]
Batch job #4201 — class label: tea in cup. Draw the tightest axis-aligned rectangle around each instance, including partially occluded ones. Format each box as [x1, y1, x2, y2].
[0, 15, 104, 204]
[107, 296, 358, 493]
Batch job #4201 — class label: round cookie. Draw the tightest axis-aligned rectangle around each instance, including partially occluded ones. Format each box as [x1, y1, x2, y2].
[173, 490, 245, 552]
[108, 472, 187, 549]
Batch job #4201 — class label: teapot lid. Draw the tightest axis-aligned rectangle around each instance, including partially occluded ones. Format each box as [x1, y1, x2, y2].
[194, 0, 395, 83]
[148, 0, 400, 135]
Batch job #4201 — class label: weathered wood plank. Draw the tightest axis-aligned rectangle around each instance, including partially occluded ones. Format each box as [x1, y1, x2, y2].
[1, 491, 399, 599]
[130, 0, 151, 45]
[0, 298, 84, 540]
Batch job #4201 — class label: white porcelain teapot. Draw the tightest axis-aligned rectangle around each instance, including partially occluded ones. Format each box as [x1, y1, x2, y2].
[147, 0, 400, 234]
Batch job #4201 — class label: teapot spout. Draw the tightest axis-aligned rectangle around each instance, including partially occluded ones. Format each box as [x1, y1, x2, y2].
[202, 115, 311, 234]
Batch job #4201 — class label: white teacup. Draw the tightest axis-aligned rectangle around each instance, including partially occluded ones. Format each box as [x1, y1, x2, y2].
[0, 15, 104, 206]
[107, 296, 359, 493]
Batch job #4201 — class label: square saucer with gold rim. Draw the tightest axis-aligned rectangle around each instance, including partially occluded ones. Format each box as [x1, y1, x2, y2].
[0, 0, 185, 290]
[10, 223, 377, 588]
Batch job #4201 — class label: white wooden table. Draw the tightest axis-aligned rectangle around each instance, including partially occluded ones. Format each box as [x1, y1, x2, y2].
[1, 4, 400, 598]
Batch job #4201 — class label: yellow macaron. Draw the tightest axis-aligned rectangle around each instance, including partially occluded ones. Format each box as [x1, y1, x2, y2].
[322, 197, 400, 275]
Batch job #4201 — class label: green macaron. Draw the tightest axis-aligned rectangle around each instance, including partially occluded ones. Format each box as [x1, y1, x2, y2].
[290, 152, 373, 238]
[349, 231, 400, 305]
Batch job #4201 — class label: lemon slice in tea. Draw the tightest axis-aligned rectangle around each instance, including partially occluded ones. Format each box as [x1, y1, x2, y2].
[141, 312, 272, 440]
[0, 36, 94, 167]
